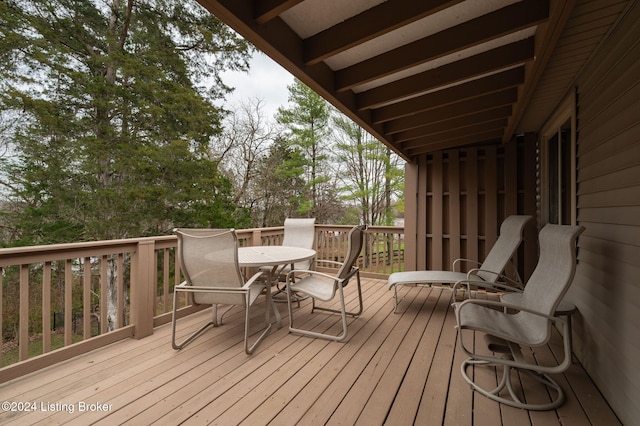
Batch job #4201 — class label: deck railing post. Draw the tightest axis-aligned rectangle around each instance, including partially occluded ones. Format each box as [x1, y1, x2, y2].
[252, 229, 262, 246]
[131, 239, 155, 339]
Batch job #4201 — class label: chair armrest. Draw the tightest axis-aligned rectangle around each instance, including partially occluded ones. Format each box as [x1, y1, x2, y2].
[313, 259, 344, 268]
[175, 271, 266, 294]
[466, 268, 523, 289]
[451, 278, 523, 301]
[453, 298, 574, 374]
[286, 268, 339, 282]
[452, 257, 482, 272]
[242, 270, 266, 289]
[286, 267, 358, 286]
[454, 297, 564, 323]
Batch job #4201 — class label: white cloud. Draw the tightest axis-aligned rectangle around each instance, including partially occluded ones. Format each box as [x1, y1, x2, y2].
[219, 51, 294, 119]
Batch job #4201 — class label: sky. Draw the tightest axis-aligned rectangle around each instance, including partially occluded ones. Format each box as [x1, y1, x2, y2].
[218, 51, 295, 119]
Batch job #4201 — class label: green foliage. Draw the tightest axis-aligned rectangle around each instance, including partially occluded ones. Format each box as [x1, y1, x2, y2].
[275, 79, 336, 220]
[332, 115, 404, 226]
[0, 0, 253, 244]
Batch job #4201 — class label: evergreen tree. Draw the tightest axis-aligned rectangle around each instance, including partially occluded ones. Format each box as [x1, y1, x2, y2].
[275, 79, 334, 220]
[0, 0, 252, 244]
[253, 137, 306, 226]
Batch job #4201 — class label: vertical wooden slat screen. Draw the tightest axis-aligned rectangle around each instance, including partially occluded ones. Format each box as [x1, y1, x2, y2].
[417, 155, 429, 271]
[448, 150, 461, 271]
[465, 148, 479, 265]
[404, 139, 536, 277]
[484, 145, 498, 256]
[403, 163, 418, 271]
[431, 151, 443, 271]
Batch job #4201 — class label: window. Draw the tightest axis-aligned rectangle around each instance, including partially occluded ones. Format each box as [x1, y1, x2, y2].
[540, 93, 576, 225]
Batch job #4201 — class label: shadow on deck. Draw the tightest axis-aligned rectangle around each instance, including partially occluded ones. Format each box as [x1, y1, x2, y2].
[0, 278, 620, 425]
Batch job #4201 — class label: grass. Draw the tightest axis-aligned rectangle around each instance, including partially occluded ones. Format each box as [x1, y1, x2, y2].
[2, 331, 89, 368]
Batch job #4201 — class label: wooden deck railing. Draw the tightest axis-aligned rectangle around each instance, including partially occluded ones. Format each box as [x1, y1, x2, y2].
[0, 225, 403, 382]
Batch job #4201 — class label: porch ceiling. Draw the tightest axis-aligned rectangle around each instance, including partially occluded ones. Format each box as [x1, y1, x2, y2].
[195, 0, 627, 161]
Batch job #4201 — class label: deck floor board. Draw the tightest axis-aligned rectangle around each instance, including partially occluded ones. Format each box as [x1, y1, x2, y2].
[0, 278, 620, 425]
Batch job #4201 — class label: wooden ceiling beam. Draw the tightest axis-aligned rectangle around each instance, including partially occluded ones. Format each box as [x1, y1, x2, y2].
[356, 37, 535, 110]
[372, 67, 524, 124]
[302, 0, 463, 66]
[384, 91, 515, 134]
[407, 130, 504, 156]
[254, 0, 304, 24]
[393, 108, 512, 143]
[399, 119, 508, 149]
[336, 0, 548, 92]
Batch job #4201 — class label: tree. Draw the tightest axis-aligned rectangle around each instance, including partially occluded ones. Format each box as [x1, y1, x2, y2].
[253, 136, 306, 226]
[333, 116, 403, 226]
[0, 0, 252, 244]
[275, 79, 335, 220]
[0, 0, 252, 332]
[215, 98, 274, 214]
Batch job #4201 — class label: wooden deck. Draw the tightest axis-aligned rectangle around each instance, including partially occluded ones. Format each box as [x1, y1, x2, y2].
[0, 278, 620, 425]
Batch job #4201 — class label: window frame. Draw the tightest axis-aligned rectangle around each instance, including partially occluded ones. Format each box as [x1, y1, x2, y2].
[539, 91, 577, 226]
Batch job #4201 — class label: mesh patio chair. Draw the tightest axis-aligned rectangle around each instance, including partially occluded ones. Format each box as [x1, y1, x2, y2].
[452, 223, 584, 410]
[281, 217, 316, 271]
[268, 218, 316, 301]
[172, 228, 272, 354]
[388, 215, 532, 312]
[285, 225, 366, 342]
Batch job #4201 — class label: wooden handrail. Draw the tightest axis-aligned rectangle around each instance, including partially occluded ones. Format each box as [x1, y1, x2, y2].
[0, 225, 404, 382]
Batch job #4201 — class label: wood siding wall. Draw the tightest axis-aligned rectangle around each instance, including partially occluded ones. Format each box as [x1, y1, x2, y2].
[570, 3, 640, 424]
[404, 139, 537, 281]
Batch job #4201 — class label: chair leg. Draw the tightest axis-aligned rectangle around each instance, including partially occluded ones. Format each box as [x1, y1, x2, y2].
[461, 358, 565, 410]
[244, 287, 272, 354]
[311, 272, 364, 318]
[218, 304, 235, 325]
[287, 275, 363, 342]
[171, 290, 217, 350]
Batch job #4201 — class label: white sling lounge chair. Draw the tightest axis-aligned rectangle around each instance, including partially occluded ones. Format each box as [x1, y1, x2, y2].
[452, 223, 584, 410]
[388, 215, 532, 312]
[172, 228, 272, 354]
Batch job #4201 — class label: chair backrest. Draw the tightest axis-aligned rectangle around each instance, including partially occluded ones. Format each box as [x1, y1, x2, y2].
[476, 215, 533, 282]
[282, 218, 316, 269]
[174, 228, 245, 306]
[520, 224, 584, 317]
[337, 225, 366, 283]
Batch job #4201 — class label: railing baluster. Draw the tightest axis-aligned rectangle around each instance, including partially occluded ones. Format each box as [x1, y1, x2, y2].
[100, 256, 108, 334]
[117, 253, 124, 328]
[83, 257, 91, 340]
[19, 265, 29, 361]
[163, 249, 170, 314]
[64, 259, 72, 346]
[43, 262, 52, 353]
[0, 226, 404, 371]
